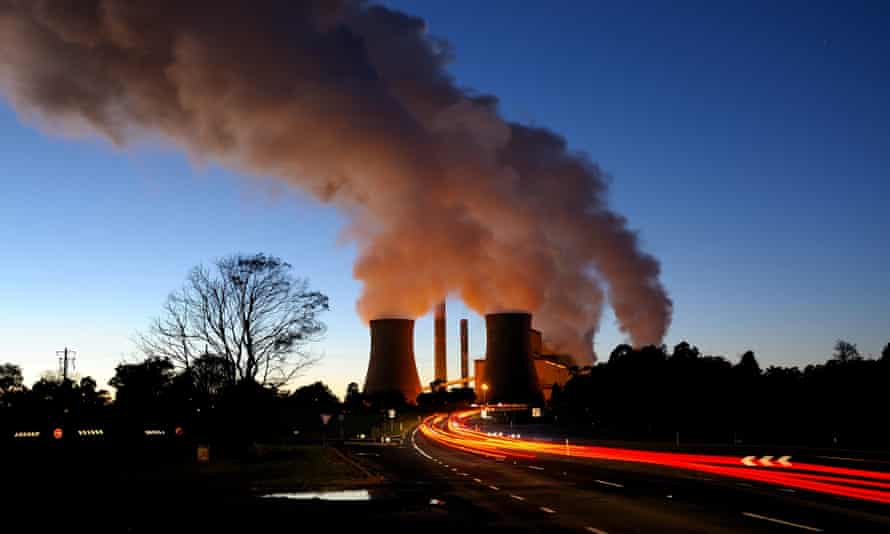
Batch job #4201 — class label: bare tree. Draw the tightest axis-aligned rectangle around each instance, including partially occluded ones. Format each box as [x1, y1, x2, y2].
[832, 339, 861, 363]
[138, 253, 328, 387]
[136, 293, 196, 371]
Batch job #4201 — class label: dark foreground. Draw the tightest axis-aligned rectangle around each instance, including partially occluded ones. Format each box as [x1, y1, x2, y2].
[4, 429, 890, 533]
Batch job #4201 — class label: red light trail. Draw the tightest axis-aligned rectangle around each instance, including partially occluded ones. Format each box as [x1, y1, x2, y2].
[418, 409, 890, 505]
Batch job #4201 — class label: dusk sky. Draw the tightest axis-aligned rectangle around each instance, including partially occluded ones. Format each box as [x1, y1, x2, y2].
[1, 0, 888, 397]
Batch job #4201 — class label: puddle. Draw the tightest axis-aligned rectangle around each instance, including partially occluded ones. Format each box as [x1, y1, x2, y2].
[261, 489, 372, 501]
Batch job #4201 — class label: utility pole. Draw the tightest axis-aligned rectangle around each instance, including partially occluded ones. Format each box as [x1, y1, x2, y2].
[57, 347, 76, 382]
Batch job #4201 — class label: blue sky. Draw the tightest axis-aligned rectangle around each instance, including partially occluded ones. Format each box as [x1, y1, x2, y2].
[1, 1, 888, 396]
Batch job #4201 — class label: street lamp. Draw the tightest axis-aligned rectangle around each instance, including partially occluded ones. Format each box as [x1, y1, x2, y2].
[481, 383, 489, 406]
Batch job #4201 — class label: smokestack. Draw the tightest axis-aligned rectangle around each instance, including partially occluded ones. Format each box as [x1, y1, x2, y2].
[460, 318, 469, 384]
[364, 319, 422, 403]
[434, 300, 447, 383]
[484, 312, 542, 404]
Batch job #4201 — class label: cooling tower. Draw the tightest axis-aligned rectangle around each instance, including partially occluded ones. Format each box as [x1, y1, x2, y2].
[434, 300, 447, 382]
[484, 312, 543, 404]
[460, 318, 469, 382]
[363, 318, 422, 403]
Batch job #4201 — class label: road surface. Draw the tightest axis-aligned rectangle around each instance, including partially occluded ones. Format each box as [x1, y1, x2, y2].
[345, 416, 890, 533]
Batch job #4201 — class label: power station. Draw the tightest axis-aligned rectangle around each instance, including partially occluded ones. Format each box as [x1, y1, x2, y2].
[479, 312, 543, 404]
[362, 307, 569, 404]
[363, 318, 422, 402]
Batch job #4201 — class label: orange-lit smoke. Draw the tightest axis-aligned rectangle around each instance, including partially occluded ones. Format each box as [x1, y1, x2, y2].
[0, 1, 672, 361]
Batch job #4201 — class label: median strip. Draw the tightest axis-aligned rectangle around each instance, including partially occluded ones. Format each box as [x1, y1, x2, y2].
[742, 512, 823, 532]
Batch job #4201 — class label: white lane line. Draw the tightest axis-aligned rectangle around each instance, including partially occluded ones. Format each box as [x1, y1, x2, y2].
[488, 485, 500, 491]
[595, 479, 624, 488]
[473, 478, 483, 483]
[528, 465, 545, 471]
[742, 512, 823, 532]
[540, 506, 557, 514]
[458, 472, 469, 476]
[510, 494, 526, 501]
[816, 455, 868, 463]
[585, 528, 608, 534]
[411, 428, 435, 460]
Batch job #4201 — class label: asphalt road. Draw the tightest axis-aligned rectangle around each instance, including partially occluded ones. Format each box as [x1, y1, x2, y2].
[345, 425, 890, 533]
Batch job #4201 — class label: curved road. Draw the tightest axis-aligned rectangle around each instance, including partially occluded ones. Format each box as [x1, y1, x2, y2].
[349, 410, 890, 533]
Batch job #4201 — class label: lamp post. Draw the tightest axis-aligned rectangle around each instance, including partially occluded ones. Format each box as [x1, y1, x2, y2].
[482, 383, 489, 407]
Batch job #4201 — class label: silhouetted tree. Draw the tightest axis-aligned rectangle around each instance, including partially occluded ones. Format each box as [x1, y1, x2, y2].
[109, 356, 176, 410]
[554, 338, 890, 448]
[881, 343, 890, 362]
[344, 382, 364, 411]
[429, 378, 446, 393]
[832, 340, 861, 362]
[735, 350, 761, 377]
[291, 381, 340, 412]
[0, 363, 25, 411]
[0, 363, 23, 394]
[609, 344, 633, 364]
[78, 376, 111, 408]
[671, 341, 700, 361]
[138, 253, 329, 387]
[189, 353, 231, 399]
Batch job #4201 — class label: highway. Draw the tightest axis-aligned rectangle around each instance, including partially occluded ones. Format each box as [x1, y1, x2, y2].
[347, 411, 890, 533]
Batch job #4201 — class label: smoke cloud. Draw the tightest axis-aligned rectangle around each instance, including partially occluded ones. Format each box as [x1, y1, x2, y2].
[0, 0, 671, 362]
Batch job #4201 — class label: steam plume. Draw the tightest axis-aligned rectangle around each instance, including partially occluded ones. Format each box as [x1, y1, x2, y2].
[0, 0, 672, 362]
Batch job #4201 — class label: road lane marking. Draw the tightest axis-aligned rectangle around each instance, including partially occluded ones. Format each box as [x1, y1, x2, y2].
[528, 465, 545, 471]
[510, 494, 525, 501]
[585, 528, 608, 534]
[540, 506, 557, 514]
[473, 478, 483, 483]
[488, 485, 500, 491]
[458, 472, 469, 476]
[742, 512, 823, 532]
[816, 455, 870, 463]
[411, 428, 435, 461]
[595, 479, 624, 488]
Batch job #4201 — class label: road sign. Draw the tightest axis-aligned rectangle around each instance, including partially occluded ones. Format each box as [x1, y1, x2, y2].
[741, 455, 792, 467]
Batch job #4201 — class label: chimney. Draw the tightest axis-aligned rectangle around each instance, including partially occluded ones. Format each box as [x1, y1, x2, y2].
[434, 300, 447, 383]
[483, 312, 542, 404]
[364, 318, 422, 403]
[460, 318, 469, 384]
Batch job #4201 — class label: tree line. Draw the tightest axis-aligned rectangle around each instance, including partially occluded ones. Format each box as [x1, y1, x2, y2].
[551, 340, 890, 448]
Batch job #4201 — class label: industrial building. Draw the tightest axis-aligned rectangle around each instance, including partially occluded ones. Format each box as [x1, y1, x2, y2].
[362, 306, 571, 405]
[475, 325, 571, 403]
